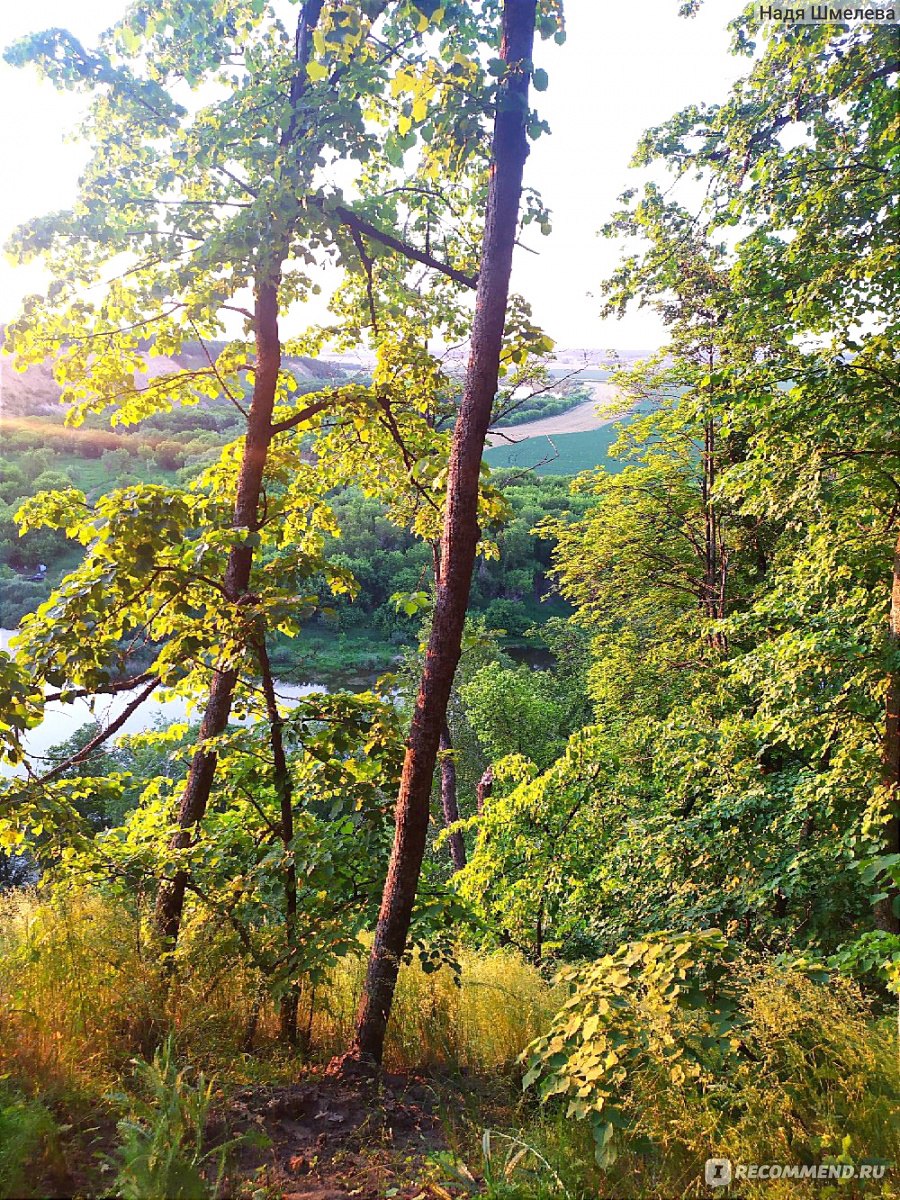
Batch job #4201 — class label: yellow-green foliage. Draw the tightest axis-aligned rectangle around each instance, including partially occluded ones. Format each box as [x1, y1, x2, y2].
[511, 965, 899, 1200]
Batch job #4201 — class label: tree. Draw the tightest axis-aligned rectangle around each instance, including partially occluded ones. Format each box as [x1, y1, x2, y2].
[527, 7, 900, 957]
[347, 0, 549, 1067]
[1, 0, 534, 957]
[626, 11, 900, 935]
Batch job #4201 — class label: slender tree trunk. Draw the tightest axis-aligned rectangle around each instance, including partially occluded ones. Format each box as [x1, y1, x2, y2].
[344, 0, 537, 1068]
[703, 418, 717, 617]
[154, 0, 325, 944]
[875, 531, 900, 933]
[439, 721, 466, 871]
[476, 764, 493, 815]
[257, 636, 300, 1044]
[155, 281, 283, 942]
[700, 413, 728, 652]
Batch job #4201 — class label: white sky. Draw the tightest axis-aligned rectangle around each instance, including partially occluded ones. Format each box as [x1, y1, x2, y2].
[0, 1, 746, 353]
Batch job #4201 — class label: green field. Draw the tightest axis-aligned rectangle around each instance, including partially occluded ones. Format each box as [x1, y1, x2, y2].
[484, 421, 626, 476]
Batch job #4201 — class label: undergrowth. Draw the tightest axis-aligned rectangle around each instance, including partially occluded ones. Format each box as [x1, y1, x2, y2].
[106, 1036, 250, 1200]
[0, 890, 897, 1199]
[0, 1082, 61, 1199]
[0, 889, 556, 1094]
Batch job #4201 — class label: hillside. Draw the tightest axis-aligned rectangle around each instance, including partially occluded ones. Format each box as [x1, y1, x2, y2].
[0, 335, 344, 418]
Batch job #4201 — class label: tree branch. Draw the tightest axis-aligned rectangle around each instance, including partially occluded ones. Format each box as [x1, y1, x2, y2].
[33, 677, 160, 784]
[309, 198, 478, 289]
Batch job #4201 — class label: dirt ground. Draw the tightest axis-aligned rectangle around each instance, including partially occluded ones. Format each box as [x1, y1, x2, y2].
[221, 1070, 468, 1199]
[486, 382, 627, 446]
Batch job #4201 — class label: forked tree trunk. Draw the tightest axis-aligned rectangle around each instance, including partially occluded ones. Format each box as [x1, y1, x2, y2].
[344, 0, 538, 1067]
[875, 530, 900, 934]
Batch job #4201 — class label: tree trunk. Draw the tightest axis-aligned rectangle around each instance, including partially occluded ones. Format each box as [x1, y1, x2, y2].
[875, 530, 900, 933]
[155, 281, 282, 943]
[344, 0, 537, 1068]
[257, 636, 300, 1045]
[154, 0, 324, 944]
[439, 721, 466, 871]
[476, 764, 493, 814]
[701, 413, 728, 650]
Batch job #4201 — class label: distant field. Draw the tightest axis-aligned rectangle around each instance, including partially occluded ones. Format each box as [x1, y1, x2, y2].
[53, 454, 181, 493]
[484, 420, 628, 476]
[487, 383, 626, 447]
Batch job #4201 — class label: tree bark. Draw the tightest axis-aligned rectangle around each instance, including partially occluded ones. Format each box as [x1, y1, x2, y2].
[344, 0, 537, 1067]
[701, 413, 728, 651]
[875, 530, 900, 933]
[439, 721, 466, 871]
[154, 0, 324, 944]
[155, 281, 283, 943]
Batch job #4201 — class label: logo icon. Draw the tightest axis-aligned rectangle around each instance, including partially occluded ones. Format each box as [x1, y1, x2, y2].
[705, 1158, 733, 1188]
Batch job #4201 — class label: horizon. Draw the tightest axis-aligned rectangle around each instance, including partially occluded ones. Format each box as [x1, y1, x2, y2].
[0, 0, 747, 355]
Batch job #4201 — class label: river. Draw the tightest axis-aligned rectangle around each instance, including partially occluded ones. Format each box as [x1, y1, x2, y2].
[0, 628, 323, 770]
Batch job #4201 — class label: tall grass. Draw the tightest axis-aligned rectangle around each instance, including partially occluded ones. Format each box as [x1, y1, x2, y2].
[0, 889, 558, 1095]
[309, 947, 561, 1070]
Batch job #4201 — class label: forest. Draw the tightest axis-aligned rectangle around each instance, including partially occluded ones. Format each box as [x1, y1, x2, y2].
[0, 2, 897, 1198]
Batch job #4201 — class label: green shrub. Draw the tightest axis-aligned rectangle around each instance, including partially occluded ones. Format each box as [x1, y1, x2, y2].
[522, 929, 737, 1165]
[108, 1037, 245, 1200]
[519, 933, 900, 1197]
[0, 1085, 59, 1199]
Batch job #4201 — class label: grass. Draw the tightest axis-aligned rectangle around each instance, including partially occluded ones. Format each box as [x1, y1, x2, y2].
[0, 890, 558, 1088]
[433, 967, 900, 1200]
[0, 890, 897, 1198]
[107, 1036, 245, 1200]
[0, 1084, 61, 1199]
[51, 454, 182, 493]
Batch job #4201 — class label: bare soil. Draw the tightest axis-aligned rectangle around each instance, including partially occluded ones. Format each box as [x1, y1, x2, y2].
[221, 1070, 462, 1199]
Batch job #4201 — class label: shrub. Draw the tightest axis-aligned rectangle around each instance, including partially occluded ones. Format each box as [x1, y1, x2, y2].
[522, 929, 737, 1165]
[520, 933, 900, 1197]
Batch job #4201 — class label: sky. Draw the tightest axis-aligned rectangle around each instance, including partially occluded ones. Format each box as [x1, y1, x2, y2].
[0, 1, 747, 353]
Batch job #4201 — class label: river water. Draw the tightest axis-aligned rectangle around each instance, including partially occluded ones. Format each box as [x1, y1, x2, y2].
[0, 628, 322, 769]
[1, 625, 554, 774]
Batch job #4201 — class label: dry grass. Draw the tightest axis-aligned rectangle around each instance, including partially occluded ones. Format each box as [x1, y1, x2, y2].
[0, 889, 558, 1096]
[310, 947, 562, 1071]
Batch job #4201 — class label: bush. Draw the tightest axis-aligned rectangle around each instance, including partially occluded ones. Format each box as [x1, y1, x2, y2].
[483, 599, 531, 637]
[522, 930, 737, 1164]
[0, 574, 48, 626]
[520, 933, 900, 1197]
